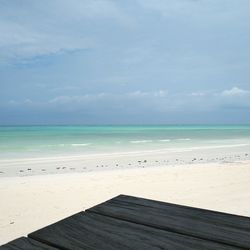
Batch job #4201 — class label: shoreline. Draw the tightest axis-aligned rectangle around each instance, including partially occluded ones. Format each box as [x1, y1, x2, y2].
[1, 162, 250, 244]
[0, 145, 249, 177]
[1, 142, 249, 162]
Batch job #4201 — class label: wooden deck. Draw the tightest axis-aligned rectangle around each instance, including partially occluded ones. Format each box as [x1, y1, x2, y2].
[1, 195, 250, 249]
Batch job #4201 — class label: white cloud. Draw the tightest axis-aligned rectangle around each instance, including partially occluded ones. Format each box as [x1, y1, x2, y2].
[0, 19, 89, 63]
[7, 99, 33, 106]
[128, 90, 167, 98]
[190, 91, 206, 97]
[154, 90, 168, 97]
[49, 94, 103, 104]
[49, 90, 168, 104]
[49, 96, 75, 104]
[128, 91, 149, 98]
[0, 0, 131, 63]
[221, 87, 250, 97]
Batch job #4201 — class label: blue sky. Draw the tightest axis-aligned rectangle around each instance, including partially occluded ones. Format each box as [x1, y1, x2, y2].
[1, 0, 250, 125]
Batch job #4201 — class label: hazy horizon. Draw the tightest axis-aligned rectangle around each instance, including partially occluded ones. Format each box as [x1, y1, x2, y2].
[1, 124, 250, 128]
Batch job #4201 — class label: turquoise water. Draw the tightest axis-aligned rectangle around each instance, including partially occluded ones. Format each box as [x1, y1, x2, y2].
[0, 125, 250, 158]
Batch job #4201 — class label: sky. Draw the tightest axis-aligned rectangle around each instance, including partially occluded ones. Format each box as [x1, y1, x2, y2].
[1, 0, 250, 125]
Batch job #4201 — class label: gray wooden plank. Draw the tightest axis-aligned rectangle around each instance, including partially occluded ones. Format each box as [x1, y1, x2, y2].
[28, 211, 241, 250]
[87, 195, 250, 249]
[0, 237, 59, 250]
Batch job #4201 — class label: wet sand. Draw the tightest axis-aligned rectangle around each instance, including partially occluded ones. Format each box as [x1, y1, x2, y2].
[0, 145, 249, 177]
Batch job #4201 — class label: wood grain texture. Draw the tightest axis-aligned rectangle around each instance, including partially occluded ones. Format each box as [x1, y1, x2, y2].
[28, 212, 241, 250]
[0, 237, 58, 250]
[87, 195, 250, 249]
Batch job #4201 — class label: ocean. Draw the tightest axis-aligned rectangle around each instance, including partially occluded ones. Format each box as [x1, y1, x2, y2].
[1, 125, 250, 159]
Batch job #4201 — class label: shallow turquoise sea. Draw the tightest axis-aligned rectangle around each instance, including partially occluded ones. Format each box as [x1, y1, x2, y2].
[0, 125, 250, 158]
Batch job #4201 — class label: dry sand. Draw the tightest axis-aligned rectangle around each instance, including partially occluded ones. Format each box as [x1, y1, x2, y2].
[1, 161, 250, 244]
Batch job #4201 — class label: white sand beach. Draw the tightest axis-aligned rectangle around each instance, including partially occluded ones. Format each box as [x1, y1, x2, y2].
[1, 161, 250, 245]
